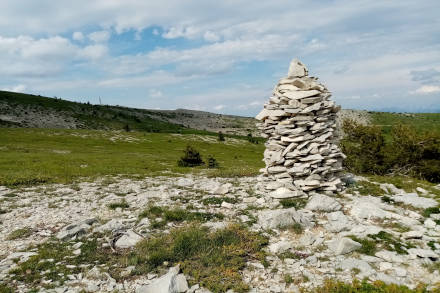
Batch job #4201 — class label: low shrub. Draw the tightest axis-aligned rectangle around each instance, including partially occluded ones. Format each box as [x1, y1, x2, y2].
[177, 145, 204, 167]
[207, 156, 219, 168]
[341, 119, 440, 183]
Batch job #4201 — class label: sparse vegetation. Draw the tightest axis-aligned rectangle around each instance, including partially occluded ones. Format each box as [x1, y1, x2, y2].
[107, 200, 129, 210]
[349, 235, 377, 255]
[126, 224, 268, 292]
[279, 198, 307, 209]
[7, 227, 33, 240]
[138, 206, 224, 228]
[309, 279, 434, 293]
[349, 180, 385, 196]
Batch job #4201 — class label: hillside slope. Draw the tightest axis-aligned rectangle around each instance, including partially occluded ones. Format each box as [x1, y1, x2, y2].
[0, 91, 258, 136]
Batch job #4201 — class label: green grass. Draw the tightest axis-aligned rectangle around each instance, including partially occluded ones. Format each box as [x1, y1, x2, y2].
[368, 231, 414, 255]
[309, 279, 435, 293]
[202, 196, 239, 205]
[371, 112, 440, 136]
[0, 128, 264, 187]
[279, 198, 307, 209]
[138, 206, 224, 228]
[108, 200, 130, 210]
[349, 236, 377, 255]
[349, 180, 385, 196]
[126, 224, 268, 293]
[7, 227, 33, 240]
[8, 238, 115, 288]
[369, 175, 440, 197]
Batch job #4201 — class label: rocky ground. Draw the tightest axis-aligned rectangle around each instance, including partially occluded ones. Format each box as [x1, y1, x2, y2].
[1, 175, 439, 292]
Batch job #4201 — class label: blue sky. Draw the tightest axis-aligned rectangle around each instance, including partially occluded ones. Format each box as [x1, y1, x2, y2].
[0, 1, 439, 116]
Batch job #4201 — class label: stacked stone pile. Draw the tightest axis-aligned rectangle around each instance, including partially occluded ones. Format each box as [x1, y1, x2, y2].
[256, 59, 345, 195]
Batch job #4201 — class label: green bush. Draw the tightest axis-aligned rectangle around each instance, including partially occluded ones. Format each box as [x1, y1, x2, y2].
[218, 131, 225, 141]
[207, 156, 219, 168]
[177, 145, 204, 167]
[341, 120, 440, 183]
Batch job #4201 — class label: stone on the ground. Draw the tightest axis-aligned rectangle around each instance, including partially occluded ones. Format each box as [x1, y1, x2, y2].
[269, 187, 303, 199]
[56, 218, 97, 240]
[136, 265, 188, 293]
[392, 193, 438, 209]
[114, 230, 143, 249]
[257, 208, 313, 229]
[329, 237, 362, 255]
[305, 193, 341, 212]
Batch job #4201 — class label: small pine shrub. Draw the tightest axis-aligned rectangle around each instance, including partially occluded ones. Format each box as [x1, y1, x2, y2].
[177, 145, 204, 167]
[218, 131, 225, 141]
[207, 156, 219, 168]
[247, 133, 259, 144]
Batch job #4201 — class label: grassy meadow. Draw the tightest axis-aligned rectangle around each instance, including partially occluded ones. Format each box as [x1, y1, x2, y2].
[0, 128, 264, 187]
[371, 112, 440, 135]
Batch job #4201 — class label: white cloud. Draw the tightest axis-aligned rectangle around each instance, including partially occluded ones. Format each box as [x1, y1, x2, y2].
[149, 89, 163, 98]
[203, 31, 220, 42]
[213, 104, 225, 110]
[72, 31, 84, 41]
[414, 85, 440, 94]
[1, 84, 26, 92]
[88, 30, 110, 43]
[78, 44, 108, 60]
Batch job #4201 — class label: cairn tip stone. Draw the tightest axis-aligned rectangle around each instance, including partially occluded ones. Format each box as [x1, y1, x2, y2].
[287, 58, 308, 78]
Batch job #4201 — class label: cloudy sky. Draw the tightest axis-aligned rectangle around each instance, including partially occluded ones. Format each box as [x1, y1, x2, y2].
[1, 1, 439, 115]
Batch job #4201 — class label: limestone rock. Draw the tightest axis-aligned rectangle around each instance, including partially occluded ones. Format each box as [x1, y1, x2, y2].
[269, 187, 303, 199]
[329, 237, 362, 255]
[257, 208, 313, 229]
[57, 218, 97, 240]
[114, 230, 144, 249]
[305, 193, 341, 212]
[392, 193, 438, 209]
[136, 265, 188, 293]
[287, 59, 308, 78]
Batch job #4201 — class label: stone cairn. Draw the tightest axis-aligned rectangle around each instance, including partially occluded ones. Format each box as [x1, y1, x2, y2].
[256, 59, 345, 197]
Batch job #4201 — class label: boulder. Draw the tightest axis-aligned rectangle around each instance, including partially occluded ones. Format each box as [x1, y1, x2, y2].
[392, 193, 437, 209]
[257, 208, 313, 229]
[305, 194, 341, 212]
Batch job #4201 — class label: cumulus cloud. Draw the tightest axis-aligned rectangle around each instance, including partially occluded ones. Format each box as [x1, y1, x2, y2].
[414, 85, 440, 94]
[72, 31, 84, 41]
[148, 89, 163, 98]
[1, 84, 27, 92]
[88, 31, 110, 43]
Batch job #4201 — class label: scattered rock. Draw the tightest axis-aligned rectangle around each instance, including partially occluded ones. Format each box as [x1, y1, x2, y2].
[136, 265, 188, 293]
[114, 230, 144, 249]
[56, 218, 97, 240]
[305, 193, 341, 212]
[392, 193, 438, 209]
[329, 237, 362, 255]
